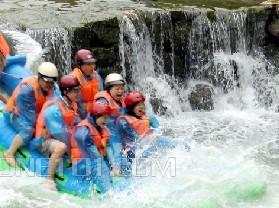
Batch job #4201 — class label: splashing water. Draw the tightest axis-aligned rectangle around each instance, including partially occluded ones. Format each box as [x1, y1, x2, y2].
[1, 7, 279, 208]
[0, 20, 43, 73]
[116, 8, 279, 208]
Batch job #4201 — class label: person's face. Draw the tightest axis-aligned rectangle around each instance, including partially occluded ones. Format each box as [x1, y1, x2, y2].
[109, 84, 125, 101]
[96, 115, 110, 128]
[133, 101, 145, 117]
[81, 62, 96, 76]
[65, 88, 80, 103]
[39, 78, 55, 93]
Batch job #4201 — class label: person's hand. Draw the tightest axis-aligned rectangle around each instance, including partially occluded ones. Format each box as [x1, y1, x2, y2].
[150, 115, 159, 128]
[110, 167, 120, 176]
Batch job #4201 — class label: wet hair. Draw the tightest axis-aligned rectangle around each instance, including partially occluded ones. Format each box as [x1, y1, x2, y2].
[106, 85, 112, 92]
[126, 103, 138, 117]
[90, 113, 101, 120]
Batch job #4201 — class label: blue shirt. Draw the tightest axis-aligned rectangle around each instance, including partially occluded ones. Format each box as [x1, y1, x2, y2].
[73, 115, 116, 167]
[43, 96, 74, 148]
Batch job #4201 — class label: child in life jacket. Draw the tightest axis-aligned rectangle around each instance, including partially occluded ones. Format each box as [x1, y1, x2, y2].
[71, 101, 119, 193]
[116, 92, 164, 160]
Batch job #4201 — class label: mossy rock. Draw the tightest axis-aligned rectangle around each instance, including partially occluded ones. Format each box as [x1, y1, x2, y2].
[189, 84, 214, 111]
[207, 10, 217, 22]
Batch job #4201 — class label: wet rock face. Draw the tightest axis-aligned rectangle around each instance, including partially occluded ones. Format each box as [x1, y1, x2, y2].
[188, 84, 214, 111]
[264, 6, 279, 68]
[267, 6, 279, 43]
[268, 18, 279, 41]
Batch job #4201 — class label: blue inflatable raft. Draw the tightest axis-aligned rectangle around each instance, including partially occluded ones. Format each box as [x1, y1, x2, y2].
[0, 56, 129, 198]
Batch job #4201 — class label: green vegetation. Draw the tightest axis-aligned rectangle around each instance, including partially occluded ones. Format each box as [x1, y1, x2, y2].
[144, 0, 265, 10]
[207, 10, 217, 22]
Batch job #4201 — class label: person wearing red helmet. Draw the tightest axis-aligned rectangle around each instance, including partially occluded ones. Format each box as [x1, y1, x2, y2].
[31, 75, 81, 191]
[70, 101, 118, 193]
[71, 49, 104, 119]
[117, 92, 159, 140]
[116, 92, 160, 161]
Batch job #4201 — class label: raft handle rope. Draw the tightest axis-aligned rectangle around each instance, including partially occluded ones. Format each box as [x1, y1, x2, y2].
[0, 71, 23, 79]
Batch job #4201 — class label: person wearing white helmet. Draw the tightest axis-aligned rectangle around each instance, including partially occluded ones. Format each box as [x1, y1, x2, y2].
[94, 73, 126, 129]
[93, 73, 126, 165]
[3, 62, 58, 168]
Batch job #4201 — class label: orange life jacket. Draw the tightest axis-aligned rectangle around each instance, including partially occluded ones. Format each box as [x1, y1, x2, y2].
[71, 68, 101, 112]
[35, 99, 77, 139]
[4, 76, 53, 115]
[70, 118, 111, 163]
[94, 91, 125, 116]
[117, 115, 151, 136]
[0, 33, 10, 58]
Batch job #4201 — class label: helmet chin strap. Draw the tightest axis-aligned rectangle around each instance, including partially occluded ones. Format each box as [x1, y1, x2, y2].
[63, 91, 72, 104]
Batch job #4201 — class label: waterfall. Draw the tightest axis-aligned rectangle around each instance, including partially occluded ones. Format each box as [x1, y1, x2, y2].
[0, 20, 43, 73]
[119, 8, 278, 113]
[119, 12, 184, 116]
[27, 28, 72, 75]
[0, 23, 72, 74]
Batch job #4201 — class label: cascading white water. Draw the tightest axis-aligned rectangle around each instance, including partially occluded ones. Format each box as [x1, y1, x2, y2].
[1, 7, 279, 208]
[116, 9, 279, 208]
[119, 12, 183, 116]
[0, 20, 43, 73]
[27, 28, 72, 74]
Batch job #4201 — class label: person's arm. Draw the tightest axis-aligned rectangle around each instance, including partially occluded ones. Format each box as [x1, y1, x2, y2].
[106, 138, 117, 166]
[116, 117, 139, 144]
[97, 71, 104, 91]
[0, 93, 7, 104]
[44, 104, 71, 147]
[16, 84, 36, 126]
[149, 115, 159, 128]
[74, 126, 103, 160]
[76, 94, 87, 120]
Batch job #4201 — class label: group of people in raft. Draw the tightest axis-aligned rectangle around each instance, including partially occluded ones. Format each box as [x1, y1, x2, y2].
[0, 33, 173, 192]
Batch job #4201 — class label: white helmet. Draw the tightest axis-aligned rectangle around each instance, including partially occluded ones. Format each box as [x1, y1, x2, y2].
[104, 73, 125, 87]
[38, 62, 58, 81]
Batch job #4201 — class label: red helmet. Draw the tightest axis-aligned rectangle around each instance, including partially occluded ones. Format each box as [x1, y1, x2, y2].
[75, 49, 96, 64]
[59, 75, 81, 91]
[91, 101, 111, 115]
[125, 92, 145, 106]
